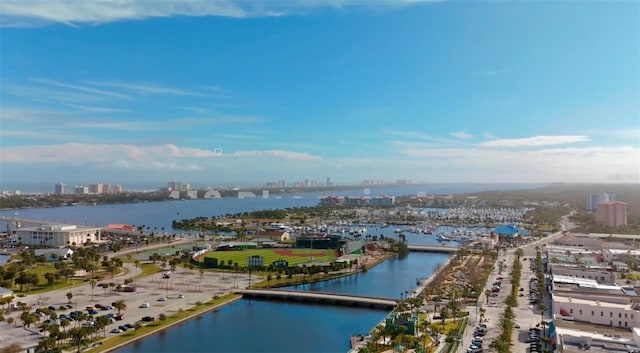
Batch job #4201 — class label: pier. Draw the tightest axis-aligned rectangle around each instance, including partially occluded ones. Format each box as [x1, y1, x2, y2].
[234, 289, 397, 309]
[407, 244, 459, 253]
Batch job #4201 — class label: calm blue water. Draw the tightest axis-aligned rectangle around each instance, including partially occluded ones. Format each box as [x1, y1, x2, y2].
[116, 252, 448, 353]
[119, 301, 386, 353]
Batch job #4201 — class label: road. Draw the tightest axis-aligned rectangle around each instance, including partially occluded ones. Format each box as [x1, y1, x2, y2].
[458, 220, 573, 353]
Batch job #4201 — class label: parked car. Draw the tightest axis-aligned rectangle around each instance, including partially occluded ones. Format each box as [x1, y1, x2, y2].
[110, 328, 122, 334]
[157, 297, 167, 302]
[141, 316, 155, 322]
[139, 303, 150, 308]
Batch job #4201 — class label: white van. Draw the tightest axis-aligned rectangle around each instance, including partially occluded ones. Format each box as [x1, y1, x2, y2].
[139, 303, 150, 308]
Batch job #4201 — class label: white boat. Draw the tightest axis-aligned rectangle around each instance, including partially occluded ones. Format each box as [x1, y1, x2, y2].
[394, 228, 402, 233]
[436, 233, 451, 241]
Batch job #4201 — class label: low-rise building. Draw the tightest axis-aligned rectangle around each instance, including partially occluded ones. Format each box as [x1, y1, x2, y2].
[252, 231, 290, 242]
[14, 225, 102, 247]
[602, 249, 640, 263]
[552, 295, 640, 329]
[550, 264, 617, 285]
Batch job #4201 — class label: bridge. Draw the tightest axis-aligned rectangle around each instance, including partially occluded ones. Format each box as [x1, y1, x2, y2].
[234, 289, 397, 309]
[407, 245, 459, 253]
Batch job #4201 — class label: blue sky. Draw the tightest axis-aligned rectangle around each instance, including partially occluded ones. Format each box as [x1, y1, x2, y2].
[1, 0, 639, 190]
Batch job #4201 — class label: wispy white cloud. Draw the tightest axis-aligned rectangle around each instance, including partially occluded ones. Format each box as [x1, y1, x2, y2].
[229, 150, 321, 160]
[479, 135, 590, 147]
[383, 129, 465, 146]
[5, 84, 111, 103]
[30, 78, 130, 99]
[0, 143, 321, 165]
[0, 0, 442, 27]
[60, 103, 130, 113]
[85, 81, 205, 97]
[451, 131, 473, 139]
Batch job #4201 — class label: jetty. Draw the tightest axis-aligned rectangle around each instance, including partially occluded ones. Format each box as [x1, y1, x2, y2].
[234, 289, 397, 309]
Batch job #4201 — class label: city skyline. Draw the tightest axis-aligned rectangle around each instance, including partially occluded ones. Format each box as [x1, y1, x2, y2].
[1, 1, 639, 186]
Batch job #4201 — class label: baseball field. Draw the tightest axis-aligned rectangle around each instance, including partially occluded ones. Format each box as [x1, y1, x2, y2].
[200, 248, 338, 267]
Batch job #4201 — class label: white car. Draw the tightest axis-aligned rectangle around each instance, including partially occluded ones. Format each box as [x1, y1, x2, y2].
[177, 294, 184, 299]
[139, 303, 150, 308]
[110, 328, 123, 333]
[157, 297, 167, 302]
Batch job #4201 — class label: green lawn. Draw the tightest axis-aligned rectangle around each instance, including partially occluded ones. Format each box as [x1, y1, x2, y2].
[201, 248, 337, 267]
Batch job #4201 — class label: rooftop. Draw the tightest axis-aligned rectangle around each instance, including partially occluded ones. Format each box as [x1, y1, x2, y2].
[553, 295, 635, 309]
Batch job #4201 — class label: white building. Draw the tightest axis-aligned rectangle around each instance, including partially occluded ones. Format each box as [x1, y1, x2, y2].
[553, 295, 640, 329]
[602, 249, 640, 263]
[15, 225, 102, 247]
[550, 264, 617, 284]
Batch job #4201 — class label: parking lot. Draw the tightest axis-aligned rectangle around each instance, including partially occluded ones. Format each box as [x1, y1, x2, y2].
[0, 266, 255, 350]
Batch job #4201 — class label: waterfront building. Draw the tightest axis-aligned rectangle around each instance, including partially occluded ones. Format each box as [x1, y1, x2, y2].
[370, 195, 395, 206]
[54, 182, 65, 194]
[320, 195, 343, 206]
[203, 190, 222, 198]
[493, 224, 529, 237]
[101, 183, 110, 194]
[187, 190, 197, 199]
[168, 181, 189, 192]
[596, 201, 628, 227]
[344, 196, 370, 207]
[74, 185, 88, 194]
[14, 224, 102, 247]
[89, 183, 103, 194]
[113, 184, 122, 193]
[586, 192, 616, 212]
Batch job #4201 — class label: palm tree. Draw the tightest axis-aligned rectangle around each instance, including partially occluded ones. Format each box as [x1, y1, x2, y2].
[90, 279, 97, 301]
[95, 315, 110, 337]
[114, 299, 126, 315]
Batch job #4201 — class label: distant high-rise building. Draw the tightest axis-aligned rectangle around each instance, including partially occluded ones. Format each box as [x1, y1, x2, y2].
[101, 184, 110, 194]
[74, 186, 89, 194]
[89, 183, 104, 194]
[113, 184, 122, 193]
[54, 183, 65, 195]
[587, 192, 616, 212]
[167, 181, 189, 192]
[326, 177, 331, 187]
[596, 201, 628, 227]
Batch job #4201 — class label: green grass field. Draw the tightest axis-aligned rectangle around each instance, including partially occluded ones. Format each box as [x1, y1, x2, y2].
[201, 248, 337, 267]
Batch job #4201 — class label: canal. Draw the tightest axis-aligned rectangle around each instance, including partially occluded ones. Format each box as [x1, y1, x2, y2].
[115, 252, 450, 353]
